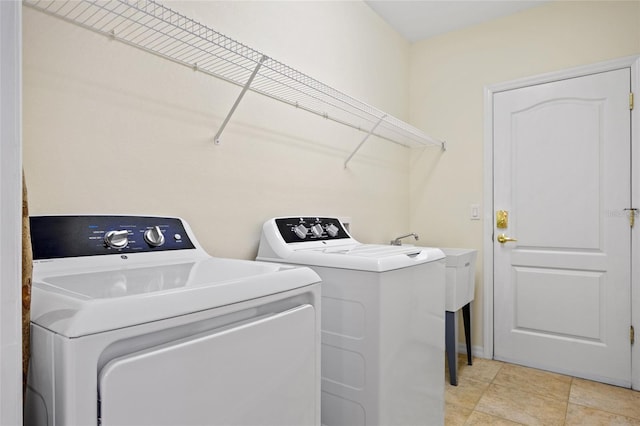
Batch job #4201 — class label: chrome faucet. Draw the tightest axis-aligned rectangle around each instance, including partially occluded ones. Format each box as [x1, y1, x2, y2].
[390, 233, 419, 246]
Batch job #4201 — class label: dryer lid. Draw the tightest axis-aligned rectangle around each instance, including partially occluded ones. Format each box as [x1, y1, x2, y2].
[31, 257, 320, 337]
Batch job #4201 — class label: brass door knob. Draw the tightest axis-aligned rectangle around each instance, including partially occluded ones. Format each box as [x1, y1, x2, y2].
[497, 234, 517, 244]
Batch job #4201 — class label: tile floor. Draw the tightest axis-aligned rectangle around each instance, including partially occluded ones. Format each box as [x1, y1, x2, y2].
[445, 354, 640, 425]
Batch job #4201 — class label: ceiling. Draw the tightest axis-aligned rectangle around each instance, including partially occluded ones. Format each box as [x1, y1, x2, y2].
[365, 0, 551, 43]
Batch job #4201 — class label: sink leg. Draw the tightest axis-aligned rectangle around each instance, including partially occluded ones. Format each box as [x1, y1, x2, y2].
[462, 303, 472, 365]
[446, 310, 457, 386]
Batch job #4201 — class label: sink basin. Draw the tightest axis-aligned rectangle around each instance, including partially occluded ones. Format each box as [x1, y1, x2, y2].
[441, 248, 477, 312]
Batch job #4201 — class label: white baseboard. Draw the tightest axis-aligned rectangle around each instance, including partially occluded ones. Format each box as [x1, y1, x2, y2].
[456, 343, 488, 360]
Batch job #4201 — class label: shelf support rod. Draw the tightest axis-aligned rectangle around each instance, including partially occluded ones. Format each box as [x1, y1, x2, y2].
[214, 55, 267, 144]
[344, 115, 386, 168]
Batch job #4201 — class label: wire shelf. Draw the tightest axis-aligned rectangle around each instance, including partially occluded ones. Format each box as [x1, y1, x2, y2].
[24, 0, 445, 161]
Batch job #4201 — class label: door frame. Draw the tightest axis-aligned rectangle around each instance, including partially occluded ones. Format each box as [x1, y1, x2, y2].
[0, 0, 23, 423]
[483, 55, 640, 389]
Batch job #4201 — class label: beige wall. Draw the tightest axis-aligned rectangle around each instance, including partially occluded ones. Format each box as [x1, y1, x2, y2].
[409, 0, 640, 352]
[24, 0, 640, 354]
[22, 1, 412, 260]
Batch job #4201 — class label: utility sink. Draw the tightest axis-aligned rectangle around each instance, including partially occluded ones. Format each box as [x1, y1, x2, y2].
[440, 248, 477, 386]
[440, 248, 477, 312]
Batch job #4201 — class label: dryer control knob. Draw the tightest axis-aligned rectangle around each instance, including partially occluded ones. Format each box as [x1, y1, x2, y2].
[326, 224, 340, 237]
[311, 224, 323, 238]
[104, 230, 129, 249]
[144, 226, 165, 247]
[294, 224, 308, 239]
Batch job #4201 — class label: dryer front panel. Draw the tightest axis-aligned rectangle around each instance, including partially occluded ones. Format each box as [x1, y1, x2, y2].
[98, 304, 318, 426]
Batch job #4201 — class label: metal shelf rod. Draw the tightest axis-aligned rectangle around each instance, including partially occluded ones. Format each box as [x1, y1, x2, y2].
[214, 55, 267, 144]
[344, 115, 386, 168]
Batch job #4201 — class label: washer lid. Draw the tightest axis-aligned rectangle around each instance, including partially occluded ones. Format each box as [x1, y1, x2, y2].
[267, 243, 445, 272]
[30, 257, 320, 337]
[257, 216, 445, 271]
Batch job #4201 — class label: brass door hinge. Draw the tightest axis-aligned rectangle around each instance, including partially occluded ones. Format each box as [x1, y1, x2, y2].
[624, 208, 637, 228]
[631, 325, 635, 345]
[631, 92, 634, 110]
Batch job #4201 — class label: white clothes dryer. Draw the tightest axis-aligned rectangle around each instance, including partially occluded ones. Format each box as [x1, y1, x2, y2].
[25, 215, 321, 426]
[257, 217, 446, 426]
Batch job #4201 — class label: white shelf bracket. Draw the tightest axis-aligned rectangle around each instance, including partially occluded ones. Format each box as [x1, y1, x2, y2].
[344, 115, 387, 168]
[214, 55, 267, 144]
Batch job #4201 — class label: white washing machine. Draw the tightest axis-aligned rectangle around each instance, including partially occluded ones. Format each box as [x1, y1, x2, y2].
[25, 215, 321, 426]
[257, 217, 446, 426]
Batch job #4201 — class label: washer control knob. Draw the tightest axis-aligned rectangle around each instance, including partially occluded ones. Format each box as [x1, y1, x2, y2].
[144, 226, 165, 247]
[294, 224, 308, 239]
[311, 224, 324, 237]
[326, 224, 340, 238]
[104, 230, 129, 249]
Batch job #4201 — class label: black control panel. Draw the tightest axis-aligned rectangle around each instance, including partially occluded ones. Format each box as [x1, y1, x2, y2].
[275, 217, 350, 243]
[30, 215, 196, 260]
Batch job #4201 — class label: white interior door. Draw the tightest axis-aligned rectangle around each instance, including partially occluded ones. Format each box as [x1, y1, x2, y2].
[493, 68, 632, 387]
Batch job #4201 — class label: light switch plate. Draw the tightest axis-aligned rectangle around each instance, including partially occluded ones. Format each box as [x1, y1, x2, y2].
[470, 204, 480, 220]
